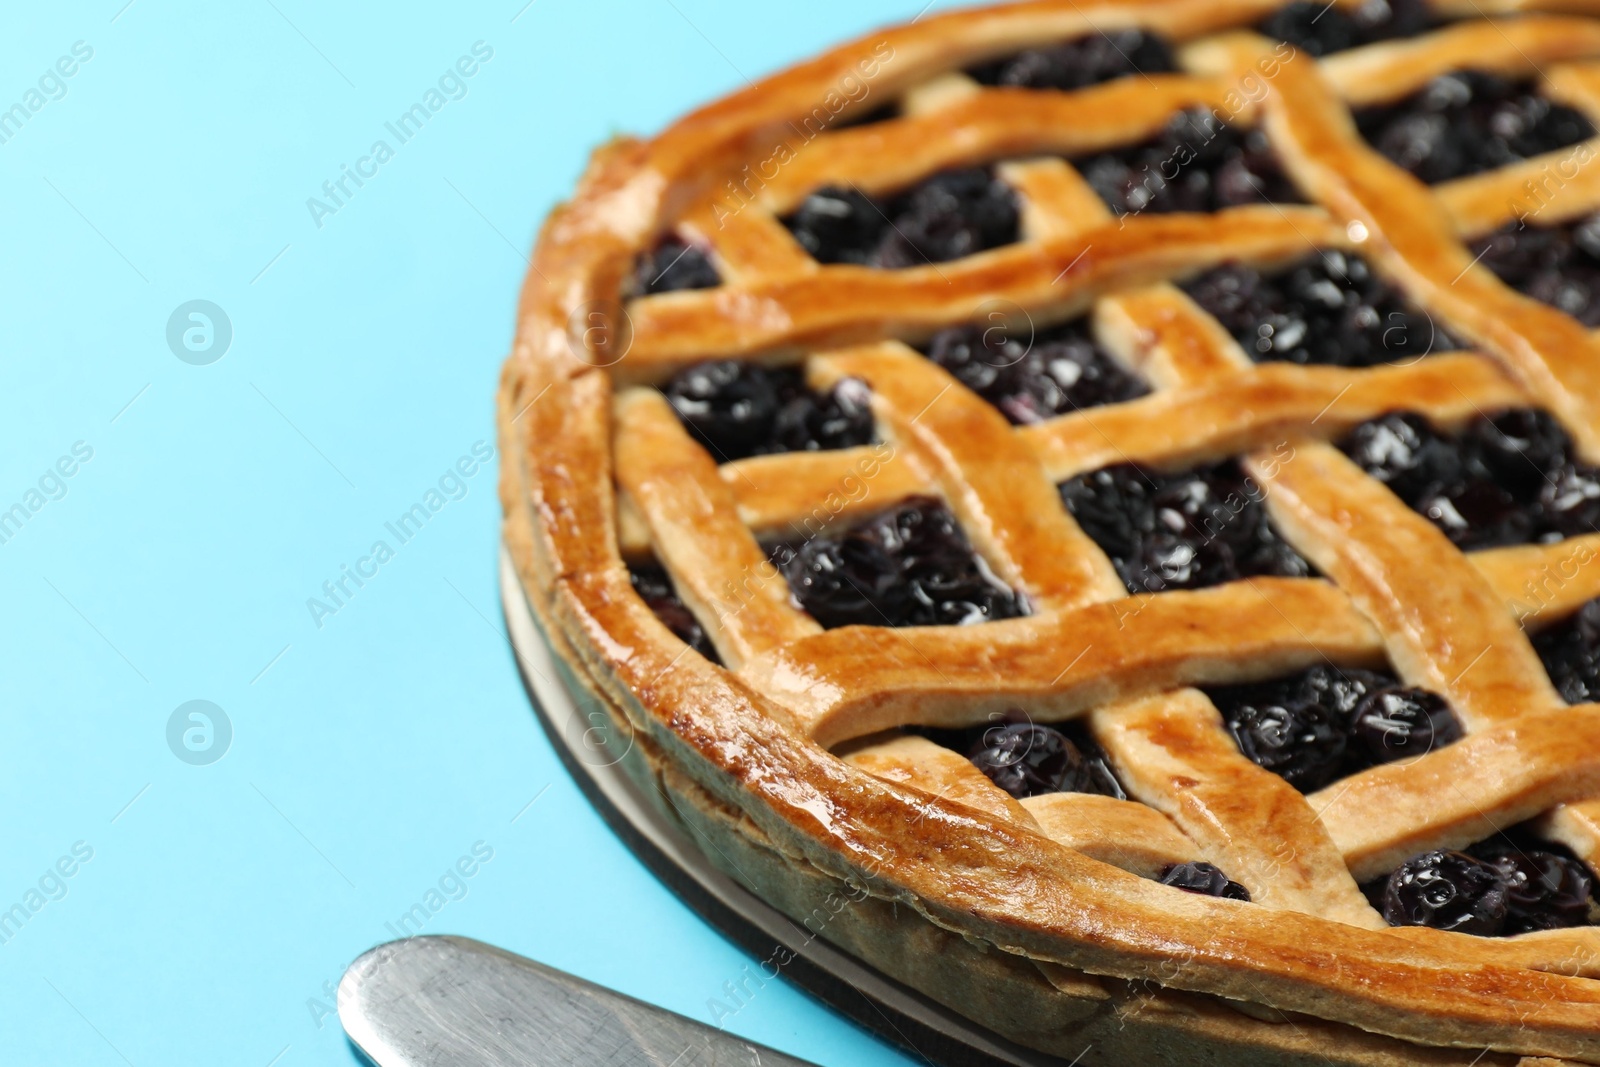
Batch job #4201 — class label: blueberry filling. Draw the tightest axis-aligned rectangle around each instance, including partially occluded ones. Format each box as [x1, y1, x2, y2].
[1159, 861, 1252, 901]
[1378, 849, 1509, 934]
[771, 497, 1025, 629]
[663, 361, 875, 462]
[628, 564, 720, 663]
[1058, 460, 1313, 594]
[920, 318, 1149, 424]
[1350, 686, 1463, 763]
[783, 168, 1020, 268]
[1534, 598, 1600, 704]
[783, 186, 882, 265]
[917, 716, 1125, 799]
[1226, 693, 1348, 791]
[966, 29, 1176, 91]
[1476, 834, 1599, 934]
[919, 717, 1251, 898]
[1072, 107, 1302, 217]
[632, 238, 721, 295]
[1370, 832, 1598, 936]
[1470, 215, 1600, 327]
[1210, 665, 1405, 790]
[1183, 251, 1453, 367]
[1257, 0, 1437, 58]
[1338, 409, 1600, 549]
[1355, 71, 1595, 185]
[1207, 665, 1464, 791]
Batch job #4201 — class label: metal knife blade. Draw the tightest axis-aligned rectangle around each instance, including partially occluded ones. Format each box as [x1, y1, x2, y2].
[340, 935, 819, 1066]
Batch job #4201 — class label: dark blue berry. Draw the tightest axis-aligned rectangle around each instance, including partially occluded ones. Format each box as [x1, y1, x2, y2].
[664, 361, 874, 461]
[1212, 667, 1464, 787]
[1150, 468, 1284, 568]
[1351, 686, 1463, 763]
[921, 317, 1148, 424]
[1073, 107, 1301, 217]
[633, 239, 721, 295]
[1057, 464, 1154, 560]
[1258, 2, 1360, 56]
[1539, 462, 1600, 539]
[966, 721, 1125, 799]
[1473, 839, 1596, 934]
[1245, 537, 1319, 581]
[1535, 599, 1600, 704]
[1159, 862, 1252, 901]
[666, 361, 779, 460]
[874, 169, 1021, 268]
[1224, 698, 1348, 792]
[1339, 409, 1594, 549]
[1340, 412, 1462, 500]
[773, 497, 1024, 628]
[1128, 531, 1240, 592]
[629, 564, 720, 663]
[1382, 850, 1509, 934]
[1418, 480, 1533, 549]
[1183, 252, 1451, 367]
[1209, 665, 1399, 789]
[1294, 664, 1399, 727]
[1356, 71, 1595, 184]
[1357, 0, 1437, 39]
[1258, 0, 1435, 57]
[783, 169, 1019, 268]
[1471, 215, 1600, 327]
[1058, 461, 1312, 594]
[1463, 409, 1572, 494]
[784, 186, 886, 266]
[967, 29, 1175, 90]
[1377, 834, 1599, 936]
[771, 376, 875, 455]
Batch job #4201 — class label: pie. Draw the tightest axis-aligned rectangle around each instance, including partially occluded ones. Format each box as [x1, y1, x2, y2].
[497, 1, 1600, 1062]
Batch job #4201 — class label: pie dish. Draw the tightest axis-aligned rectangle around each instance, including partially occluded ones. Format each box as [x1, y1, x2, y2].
[498, 2, 1600, 1062]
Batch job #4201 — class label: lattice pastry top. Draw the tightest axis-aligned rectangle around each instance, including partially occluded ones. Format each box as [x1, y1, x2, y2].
[499, 1, 1600, 1061]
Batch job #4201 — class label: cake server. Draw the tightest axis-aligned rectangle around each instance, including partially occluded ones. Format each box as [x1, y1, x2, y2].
[339, 934, 817, 1067]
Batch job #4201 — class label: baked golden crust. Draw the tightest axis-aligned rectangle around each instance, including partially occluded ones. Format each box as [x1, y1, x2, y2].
[499, 1, 1600, 1061]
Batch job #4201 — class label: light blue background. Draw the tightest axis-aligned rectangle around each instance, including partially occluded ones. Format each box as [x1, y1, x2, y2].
[0, 2, 959, 1064]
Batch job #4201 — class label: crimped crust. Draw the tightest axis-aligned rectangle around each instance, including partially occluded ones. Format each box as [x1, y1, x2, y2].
[499, 1, 1600, 1062]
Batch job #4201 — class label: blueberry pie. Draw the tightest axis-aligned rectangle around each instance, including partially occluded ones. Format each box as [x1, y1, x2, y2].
[501, 3, 1600, 1063]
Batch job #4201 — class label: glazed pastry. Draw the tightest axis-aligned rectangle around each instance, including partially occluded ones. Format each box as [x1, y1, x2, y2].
[500, 2, 1600, 1061]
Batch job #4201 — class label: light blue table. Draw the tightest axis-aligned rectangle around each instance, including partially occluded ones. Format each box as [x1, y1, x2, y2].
[0, 2, 957, 1063]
